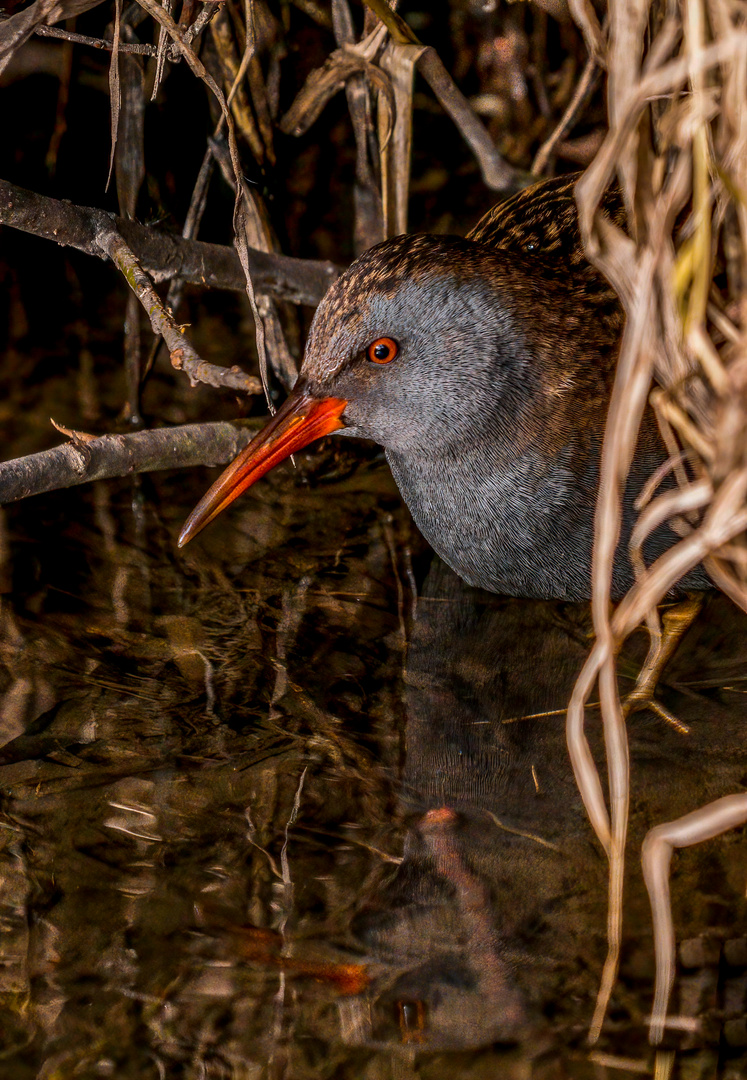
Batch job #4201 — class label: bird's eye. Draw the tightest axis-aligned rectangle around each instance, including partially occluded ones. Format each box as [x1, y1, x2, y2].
[367, 337, 398, 365]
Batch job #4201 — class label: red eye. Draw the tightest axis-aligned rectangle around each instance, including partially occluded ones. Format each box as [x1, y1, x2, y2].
[367, 337, 398, 364]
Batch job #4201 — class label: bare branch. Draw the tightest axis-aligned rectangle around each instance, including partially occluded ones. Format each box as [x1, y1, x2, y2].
[0, 420, 262, 505]
[0, 179, 341, 305]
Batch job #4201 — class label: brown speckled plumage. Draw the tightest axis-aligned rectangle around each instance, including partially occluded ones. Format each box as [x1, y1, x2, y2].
[469, 173, 626, 343]
[468, 173, 623, 260]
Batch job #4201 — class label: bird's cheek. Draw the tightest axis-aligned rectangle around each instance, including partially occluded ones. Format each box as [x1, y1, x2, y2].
[338, 400, 369, 439]
[334, 397, 379, 443]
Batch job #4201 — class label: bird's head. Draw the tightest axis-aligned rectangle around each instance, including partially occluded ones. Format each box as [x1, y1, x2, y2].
[178, 234, 536, 548]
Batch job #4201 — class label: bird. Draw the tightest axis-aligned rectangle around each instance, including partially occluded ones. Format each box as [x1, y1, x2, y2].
[178, 173, 709, 603]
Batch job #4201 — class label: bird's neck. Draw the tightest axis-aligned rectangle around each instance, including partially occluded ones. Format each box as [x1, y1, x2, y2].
[386, 437, 598, 600]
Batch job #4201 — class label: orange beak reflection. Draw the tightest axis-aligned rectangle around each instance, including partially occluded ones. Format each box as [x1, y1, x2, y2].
[178, 385, 347, 548]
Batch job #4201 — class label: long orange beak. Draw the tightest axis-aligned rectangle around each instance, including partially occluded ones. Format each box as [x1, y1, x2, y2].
[178, 385, 347, 547]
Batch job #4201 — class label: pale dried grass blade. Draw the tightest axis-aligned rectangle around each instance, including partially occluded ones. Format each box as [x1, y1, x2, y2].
[106, 0, 123, 190]
[567, 0, 606, 62]
[565, 643, 612, 855]
[629, 480, 712, 573]
[643, 793, 747, 1042]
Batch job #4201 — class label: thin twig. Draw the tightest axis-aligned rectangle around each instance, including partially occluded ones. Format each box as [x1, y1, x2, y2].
[183, 2, 222, 45]
[0, 0, 108, 77]
[33, 1, 220, 57]
[35, 23, 162, 55]
[96, 227, 262, 394]
[531, 48, 600, 176]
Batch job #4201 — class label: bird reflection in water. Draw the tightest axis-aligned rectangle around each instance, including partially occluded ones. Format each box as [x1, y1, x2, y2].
[339, 557, 747, 1067]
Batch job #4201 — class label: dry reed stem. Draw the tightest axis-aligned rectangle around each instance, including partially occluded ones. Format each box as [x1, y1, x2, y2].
[378, 39, 425, 237]
[568, 0, 747, 1042]
[282, 0, 521, 201]
[105, 0, 122, 190]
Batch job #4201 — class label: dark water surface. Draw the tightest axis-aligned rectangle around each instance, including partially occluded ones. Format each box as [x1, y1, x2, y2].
[1, 449, 747, 1079]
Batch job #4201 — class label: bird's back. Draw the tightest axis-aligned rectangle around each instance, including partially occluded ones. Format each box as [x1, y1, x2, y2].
[440, 175, 708, 598]
[468, 173, 623, 267]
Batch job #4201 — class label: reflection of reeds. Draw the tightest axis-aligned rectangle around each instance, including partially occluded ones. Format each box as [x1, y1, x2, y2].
[566, 0, 747, 1043]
